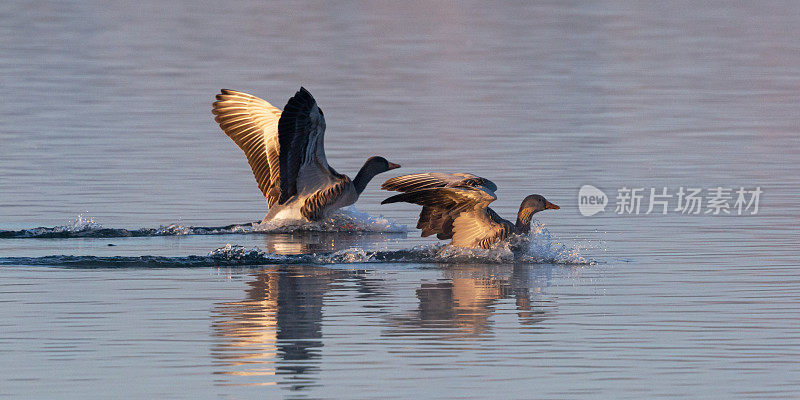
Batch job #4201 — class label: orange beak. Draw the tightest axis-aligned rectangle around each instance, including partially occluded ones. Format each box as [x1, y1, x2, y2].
[545, 201, 560, 210]
[388, 162, 401, 170]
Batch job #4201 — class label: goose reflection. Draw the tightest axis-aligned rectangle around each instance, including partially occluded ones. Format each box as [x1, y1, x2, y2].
[210, 263, 556, 390]
[387, 264, 553, 339]
[211, 266, 387, 390]
[211, 266, 336, 390]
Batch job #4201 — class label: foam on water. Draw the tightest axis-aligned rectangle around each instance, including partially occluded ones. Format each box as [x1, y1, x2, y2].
[251, 206, 407, 233]
[0, 208, 406, 239]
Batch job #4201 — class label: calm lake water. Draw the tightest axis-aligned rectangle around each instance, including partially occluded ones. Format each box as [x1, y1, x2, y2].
[2, 1, 800, 398]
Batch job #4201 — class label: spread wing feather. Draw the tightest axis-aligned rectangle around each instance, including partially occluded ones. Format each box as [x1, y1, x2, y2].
[381, 173, 497, 194]
[381, 173, 515, 248]
[212, 89, 282, 207]
[278, 87, 338, 204]
[381, 186, 498, 242]
[417, 206, 457, 239]
[381, 187, 496, 212]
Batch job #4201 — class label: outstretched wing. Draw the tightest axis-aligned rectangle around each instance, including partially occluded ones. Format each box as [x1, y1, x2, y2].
[382, 185, 498, 240]
[381, 173, 498, 240]
[278, 87, 339, 204]
[381, 186, 496, 211]
[212, 89, 282, 207]
[381, 173, 497, 194]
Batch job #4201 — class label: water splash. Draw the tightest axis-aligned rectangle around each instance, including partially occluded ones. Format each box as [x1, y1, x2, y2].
[70, 214, 101, 230]
[0, 208, 406, 239]
[253, 206, 406, 233]
[524, 220, 594, 264]
[207, 219, 595, 265]
[0, 214, 111, 238]
[0, 215, 594, 267]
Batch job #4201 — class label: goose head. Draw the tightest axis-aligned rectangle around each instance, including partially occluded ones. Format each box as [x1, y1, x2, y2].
[520, 194, 559, 213]
[354, 156, 401, 194]
[366, 156, 401, 173]
[516, 194, 559, 232]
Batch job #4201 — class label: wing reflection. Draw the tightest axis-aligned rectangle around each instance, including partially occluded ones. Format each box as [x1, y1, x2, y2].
[386, 264, 553, 339]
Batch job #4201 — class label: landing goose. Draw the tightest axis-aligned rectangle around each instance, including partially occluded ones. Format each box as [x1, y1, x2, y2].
[213, 87, 400, 223]
[381, 173, 559, 249]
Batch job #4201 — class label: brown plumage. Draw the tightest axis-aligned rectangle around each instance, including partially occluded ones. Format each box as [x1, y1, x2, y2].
[381, 173, 559, 249]
[300, 177, 351, 221]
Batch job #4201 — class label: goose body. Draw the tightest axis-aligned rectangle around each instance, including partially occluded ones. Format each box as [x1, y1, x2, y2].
[213, 87, 399, 223]
[381, 173, 559, 249]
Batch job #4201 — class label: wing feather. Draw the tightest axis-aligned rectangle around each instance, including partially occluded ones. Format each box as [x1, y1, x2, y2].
[277, 87, 336, 203]
[417, 206, 457, 239]
[212, 89, 282, 207]
[381, 173, 496, 194]
[381, 186, 495, 209]
[381, 186, 497, 240]
[381, 173, 515, 247]
[451, 207, 513, 249]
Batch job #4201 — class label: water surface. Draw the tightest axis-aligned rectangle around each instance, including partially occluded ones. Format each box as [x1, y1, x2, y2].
[1, 1, 799, 398]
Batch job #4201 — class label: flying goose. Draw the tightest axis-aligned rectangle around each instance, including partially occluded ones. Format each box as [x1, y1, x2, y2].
[381, 173, 559, 249]
[212, 87, 400, 223]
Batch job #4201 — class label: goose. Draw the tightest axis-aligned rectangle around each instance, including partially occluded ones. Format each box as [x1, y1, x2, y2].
[381, 173, 559, 249]
[212, 87, 400, 223]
